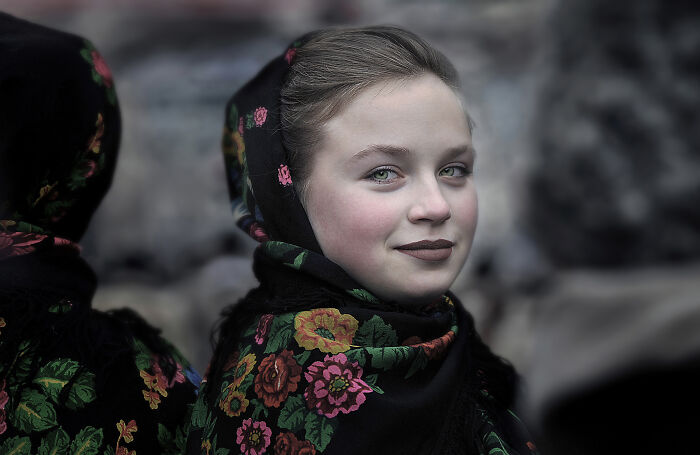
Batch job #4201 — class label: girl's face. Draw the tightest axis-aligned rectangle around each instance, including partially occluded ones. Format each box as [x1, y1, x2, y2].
[303, 74, 477, 304]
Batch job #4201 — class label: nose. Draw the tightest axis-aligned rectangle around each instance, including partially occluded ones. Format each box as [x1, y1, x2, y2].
[407, 177, 451, 224]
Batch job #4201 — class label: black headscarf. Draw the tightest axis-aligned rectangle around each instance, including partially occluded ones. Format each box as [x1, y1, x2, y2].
[187, 30, 537, 455]
[0, 12, 120, 254]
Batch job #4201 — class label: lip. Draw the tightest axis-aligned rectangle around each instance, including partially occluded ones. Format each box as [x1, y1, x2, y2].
[395, 239, 454, 262]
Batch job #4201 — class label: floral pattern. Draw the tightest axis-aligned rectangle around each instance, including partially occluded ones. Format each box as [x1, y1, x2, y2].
[255, 314, 274, 345]
[303, 353, 371, 418]
[278, 164, 293, 187]
[236, 418, 272, 455]
[294, 309, 359, 354]
[254, 350, 302, 408]
[274, 432, 316, 455]
[80, 41, 116, 105]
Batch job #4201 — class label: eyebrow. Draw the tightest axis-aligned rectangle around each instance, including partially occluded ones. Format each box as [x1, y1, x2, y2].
[350, 144, 476, 162]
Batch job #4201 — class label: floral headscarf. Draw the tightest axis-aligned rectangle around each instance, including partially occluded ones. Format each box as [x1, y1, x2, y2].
[0, 13, 120, 259]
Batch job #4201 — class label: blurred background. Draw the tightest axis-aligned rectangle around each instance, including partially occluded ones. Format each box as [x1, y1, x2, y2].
[3, 0, 699, 451]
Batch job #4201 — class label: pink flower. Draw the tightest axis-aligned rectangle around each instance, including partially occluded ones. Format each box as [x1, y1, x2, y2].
[91, 50, 113, 88]
[239, 116, 245, 135]
[304, 353, 372, 418]
[0, 380, 8, 435]
[236, 418, 272, 455]
[0, 232, 47, 259]
[284, 48, 297, 64]
[254, 314, 274, 345]
[278, 164, 293, 186]
[254, 107, 268, 126]
[82, 160, 97, 178]
[249, 222, 270, 242]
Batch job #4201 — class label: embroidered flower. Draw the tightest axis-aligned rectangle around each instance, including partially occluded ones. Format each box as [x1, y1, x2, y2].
[201, 439, 212, 455]
[116, 419, 138, 443]
[90, 49, 113, 88]
[140, 369, 168, 396]
[249, 222, 270, 242]
[239, 116, 245, 135]
[0, 317, 5, 337]
[294, 309, 359, 354]
[142, 389, 161, 409]
[86, 113, 105, 154]
[0, 380, 9, 435]
[277, 164, 293, 186]
[0, 231, 47, 259]
[254, 350, 302, 408]
[236, 418, 272, 455]
[255, 314, 274, 345]
[284, 48, 297, 64]
[274, 432, 316, 455]
[412, 330, 456, 360]
[116, 448, 136, 455]
[254, 107, 268, 126]
[230, 353, 257, 389]
[304, 352, 372, 418]
[219, 386, 249, 417]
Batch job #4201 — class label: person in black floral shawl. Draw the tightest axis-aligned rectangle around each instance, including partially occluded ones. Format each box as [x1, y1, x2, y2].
[0, 12, 199, 454]
[186, 26, 537, 455]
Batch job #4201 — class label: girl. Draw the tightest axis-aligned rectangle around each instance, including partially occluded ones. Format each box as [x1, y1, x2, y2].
[186, 26, 537, 455]
[0, 13, 198, 453]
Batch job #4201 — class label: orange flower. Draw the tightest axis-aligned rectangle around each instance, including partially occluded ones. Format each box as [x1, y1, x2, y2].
[116, 419, 137, 443]
[142, 390, 161, 410]
[219, 386, 249, 417]
[294, 309, 358, 354]
[139, 369, 168, 396]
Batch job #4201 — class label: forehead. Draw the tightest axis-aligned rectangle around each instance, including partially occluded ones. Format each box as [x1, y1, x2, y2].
[320, 74, 472, 156]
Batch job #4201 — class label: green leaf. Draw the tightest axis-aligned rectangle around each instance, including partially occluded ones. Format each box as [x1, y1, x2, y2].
[69, 426, 103, 455]
[288, 251, 308, 270]
[190, 396, 209, 430]
[33, 359, 79, 402]
[65, 370, 96, 410]
[249, 398, 268, 420]
[10, 389, 58, 433]
[264, 313, 295, 354]
[101, 445, 114, 455]
[405, 349, 430, 379]
[344, 349, 367, 367]
[362, 374, 384, 394]
[277, 395, 306, 432]
[347, 288, 379, 304]
[242, 317, 259, 337]
[238, 372, 254, 394]
[0, 436, 31, 455]
[38, 427, 70, 455]
[369, 346, 414, 371]
[354, 316, 398, 347]
[132, 338, 152, 371]
[294, 350, 311, 366]
[157, 423, 173, 448]
[303, 412, 337, 452]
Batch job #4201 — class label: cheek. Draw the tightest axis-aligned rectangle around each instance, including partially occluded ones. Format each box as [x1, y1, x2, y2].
[451, 190, 478, 237]
[307, 188, 399, 263]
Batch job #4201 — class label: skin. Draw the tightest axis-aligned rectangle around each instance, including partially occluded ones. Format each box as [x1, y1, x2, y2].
[302, 74, 478, 305]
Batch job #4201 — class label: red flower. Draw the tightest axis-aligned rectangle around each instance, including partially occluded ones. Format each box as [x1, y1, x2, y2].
[91, 50, 113, 88]
[249, 222, 270, 242]
[274, 432, 316, 455]
[0, 232, 47, 259]
[254, 350, 302, 408]
[255, 314, 274, 345]
[416, 330, 456, 359]
[116, 419, 138, 443]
